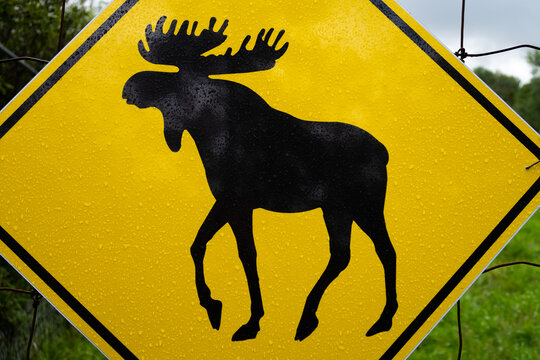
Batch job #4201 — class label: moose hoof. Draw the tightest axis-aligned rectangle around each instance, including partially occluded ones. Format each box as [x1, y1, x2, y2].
[366, 316, 392, 337]
[204, 299, 223, 330]
[232, 322, 260, 341]
[295, 312, 319, 341]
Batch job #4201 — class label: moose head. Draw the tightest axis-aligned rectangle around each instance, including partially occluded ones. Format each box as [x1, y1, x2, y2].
[122, 17, 289, 152]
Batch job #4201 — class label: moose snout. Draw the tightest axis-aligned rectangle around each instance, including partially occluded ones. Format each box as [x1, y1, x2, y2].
[122, 81, 137, 106]
[122, 88, 128, 101]
[122, 71, 167, 109]
[164, 128, 182, 152]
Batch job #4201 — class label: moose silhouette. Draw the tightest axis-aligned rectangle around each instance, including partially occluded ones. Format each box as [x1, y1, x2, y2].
[122, 17, 397, 342]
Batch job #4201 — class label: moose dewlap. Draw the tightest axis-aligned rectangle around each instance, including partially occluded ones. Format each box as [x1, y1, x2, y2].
[0, 0, 538, 359]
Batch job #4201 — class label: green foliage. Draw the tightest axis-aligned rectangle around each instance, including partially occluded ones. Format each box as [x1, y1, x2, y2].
[416, 58, 540, 359]
[1, 1, 105, 358]
[410, 212, 540, 360]
[0, 0, 97, 108]
[474, 64, 540, 131]
[0, 264, 33, 359]
[0, 258, 105, 359]
[5, 214, 535, 359]
[474, 67, 521, 107]
[526, 51, 540, 75]
[0, 1, 538, 358]
[514, 77, 540, 131]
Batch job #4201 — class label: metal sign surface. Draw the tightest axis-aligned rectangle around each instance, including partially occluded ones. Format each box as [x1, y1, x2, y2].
[0, 0, 538, 359]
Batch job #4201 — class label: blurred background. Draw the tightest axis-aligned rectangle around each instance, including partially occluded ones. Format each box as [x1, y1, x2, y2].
[0, 1, 538, 359]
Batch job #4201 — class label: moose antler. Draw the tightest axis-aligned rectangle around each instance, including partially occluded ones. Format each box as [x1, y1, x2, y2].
[138, 16, 228, 67]
[198, 28, 289, 74]
[138, 17, 288, 74]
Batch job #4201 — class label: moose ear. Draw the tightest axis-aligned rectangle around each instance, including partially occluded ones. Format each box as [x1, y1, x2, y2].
[164, 128, 182, 152]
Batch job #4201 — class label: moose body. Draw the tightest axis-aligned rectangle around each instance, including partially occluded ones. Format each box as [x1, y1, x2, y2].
[181, 78, 388, 212]
[123, 17, 397, 342]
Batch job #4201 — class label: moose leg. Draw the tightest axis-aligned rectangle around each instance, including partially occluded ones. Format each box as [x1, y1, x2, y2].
[228, 208, 264, 341]
[295, 208, 353, 341]
[355, 207, 397, 337]
[191, 202, 228, 330]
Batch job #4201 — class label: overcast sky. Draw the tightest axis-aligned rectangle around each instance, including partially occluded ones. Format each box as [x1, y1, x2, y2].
[395, 0, 540, 83]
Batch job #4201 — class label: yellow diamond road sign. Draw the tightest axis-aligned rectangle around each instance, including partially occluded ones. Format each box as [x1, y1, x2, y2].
[1, 0, 539, 359]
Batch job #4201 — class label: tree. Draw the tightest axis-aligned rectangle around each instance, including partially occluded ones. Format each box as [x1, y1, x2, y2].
[526, 50, 540, 76]
[0, 0, 98, 108]
[512, 51, 540, 131]
[1, 2, 106, 358]
[474, 64, 540, 132]
[514, 77, 540, 131]
[474, 67, 521, 107]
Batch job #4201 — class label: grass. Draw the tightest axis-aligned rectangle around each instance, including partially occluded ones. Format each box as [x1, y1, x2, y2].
[1, 212, 538, 359]
[0, 263, 105, 359]
[409, 211, 540, 360]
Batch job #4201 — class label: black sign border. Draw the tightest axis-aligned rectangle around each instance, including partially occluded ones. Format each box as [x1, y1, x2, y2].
[0, 1, 140, 359]
[368, 0, 540, 358]
[0, 0, 538, 359]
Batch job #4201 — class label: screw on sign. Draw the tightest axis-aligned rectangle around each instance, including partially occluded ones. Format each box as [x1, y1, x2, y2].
[0, 1, 538, 359]
[122, 16, 397, 342]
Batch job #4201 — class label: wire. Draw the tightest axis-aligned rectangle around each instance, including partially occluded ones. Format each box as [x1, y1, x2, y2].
[0, 286, 34, 295]
[457, 0, 466, 61]
[455, 261, 540, 360]
[0, 57, 49, 64]
[1, 1, 539, 359]
[455, 0, 540, 62]
[483, 260, 540, 273]
[525, 160, 540, 170]
[458, 45, 540, 60]
[456, 300, 462, 360]
[26, 290, 42, 360]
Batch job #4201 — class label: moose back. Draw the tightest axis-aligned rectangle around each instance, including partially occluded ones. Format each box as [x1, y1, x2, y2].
[123, 17, 397, 342]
